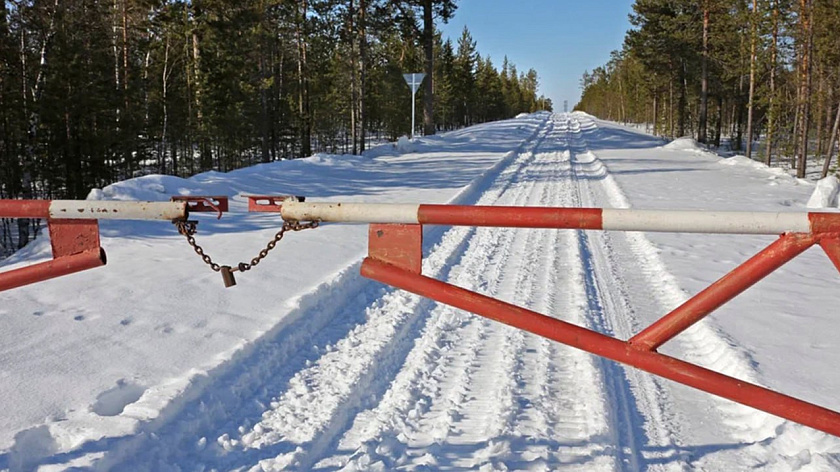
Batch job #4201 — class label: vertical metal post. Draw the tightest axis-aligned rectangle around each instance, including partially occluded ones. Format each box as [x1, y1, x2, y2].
[403, 73, 425, 140]
[411, 87, 416, 140]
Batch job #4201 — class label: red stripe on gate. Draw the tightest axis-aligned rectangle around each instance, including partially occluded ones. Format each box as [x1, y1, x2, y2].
[810, 212, 840, 234]
[0, 200, 51, 219]
[361, 256, 840, 437]
[418, 205, 603, 229]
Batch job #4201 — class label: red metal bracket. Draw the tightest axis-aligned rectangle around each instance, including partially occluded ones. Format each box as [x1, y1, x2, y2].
[368, 224, 423, 274]
[361, 223, 840, 438]
[0, 218, 106, 292]
[0, 198, 186, 293]
[247, 195, 306, 213]
[171, 196, 228, 218]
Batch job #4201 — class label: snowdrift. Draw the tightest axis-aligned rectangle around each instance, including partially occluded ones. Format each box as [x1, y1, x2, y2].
[807, 175, 840, 209]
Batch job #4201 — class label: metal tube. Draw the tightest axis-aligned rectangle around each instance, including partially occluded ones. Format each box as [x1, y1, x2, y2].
[0, 200, 51, 218]
[1, 200, 187, 220]
[281, 202, 421, 224]
[603, 209, 812, 234]
[629, 233, 817, 351]
[49, 201, 187, 220]
[361, 257, 840, 437]
[418, 205, 603, 229]
[279, 201, 836, 235]
[0, 249, 106, 293]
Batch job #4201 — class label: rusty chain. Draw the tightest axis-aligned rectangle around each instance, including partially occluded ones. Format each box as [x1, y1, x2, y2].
[174, 218, 320, 277]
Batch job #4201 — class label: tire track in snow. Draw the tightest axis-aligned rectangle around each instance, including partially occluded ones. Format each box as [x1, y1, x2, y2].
[247, 117, 557, 472]
[305, 131, 550, 470]
[101, 115, 555, 471]
[565, 115, 688, 471]
[319, 115, 625, 471]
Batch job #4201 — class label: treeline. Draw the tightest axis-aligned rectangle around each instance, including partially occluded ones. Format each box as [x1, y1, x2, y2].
[0, 0, 550, 254]
[575, 0, 840, 179]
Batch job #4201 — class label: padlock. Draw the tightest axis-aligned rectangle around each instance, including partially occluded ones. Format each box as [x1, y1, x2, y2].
[220, 266, 237, 288]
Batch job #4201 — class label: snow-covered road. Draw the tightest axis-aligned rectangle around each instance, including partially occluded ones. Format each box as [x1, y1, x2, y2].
[2, 113, 840, 471]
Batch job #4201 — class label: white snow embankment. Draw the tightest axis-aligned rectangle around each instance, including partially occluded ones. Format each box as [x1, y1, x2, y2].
[807, 176, 840, 209]
[663, 137, 707, 153]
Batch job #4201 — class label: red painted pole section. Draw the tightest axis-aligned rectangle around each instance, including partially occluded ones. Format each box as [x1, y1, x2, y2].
[809, 213, 840, 234]
[0, 249, 106, 292]
[418, 204, 603, 229]
[0, 199, 51, 219]
[361, 257, 840, 437]
[628, 233, 818, 351]
[820, 237, 840, 273]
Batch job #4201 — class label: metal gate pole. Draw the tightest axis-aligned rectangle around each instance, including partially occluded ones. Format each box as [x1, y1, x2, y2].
[0, 199, 187, 292]
[629, 233, 818, 351]
[361, 256, 840, 437]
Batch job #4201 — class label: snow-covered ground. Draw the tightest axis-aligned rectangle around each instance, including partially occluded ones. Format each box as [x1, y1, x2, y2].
[1, 112, 839, 471]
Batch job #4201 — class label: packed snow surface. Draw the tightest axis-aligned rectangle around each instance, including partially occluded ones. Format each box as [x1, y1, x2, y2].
[2, 112, 840, 471]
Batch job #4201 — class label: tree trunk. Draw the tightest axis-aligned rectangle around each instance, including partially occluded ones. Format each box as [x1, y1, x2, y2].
[815, 75, 826, 160]
[745, 0, 757, 160]
[699, 2, 709, 144]
[359, 0, 367, 153]
[796, 0, 812, 178]
[668, 78, 674, 137]
[422, 0, 434, 135]
[190, 3, 209, 170]
[678, 63, 687, 137]
[161, 36, 170, 173]
[652, 92, 658, 136]
[18, 0, 60, 248]
[765, 0, 778, 166]
[714, 95, 723, 147]
[822, 101, 840, 178]
[297, 0, 311, 157]
[348, 0, 357, 154]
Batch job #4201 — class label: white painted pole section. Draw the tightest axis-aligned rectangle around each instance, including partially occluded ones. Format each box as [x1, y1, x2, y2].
[49, 201, 188, 220]
[411, 87, 416, 140]
[602, 209, 811, 234]
[281, 202, 420, 224]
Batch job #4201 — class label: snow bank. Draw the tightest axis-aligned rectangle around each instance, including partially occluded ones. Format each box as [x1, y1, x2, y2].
[395, 136, 416, 153]
[515, 112, 529, 119]
[663, 137, 705, 152]
[807, 175, 840, 209]
[86, 174, 197, 202]
[718, 155, 801, 185]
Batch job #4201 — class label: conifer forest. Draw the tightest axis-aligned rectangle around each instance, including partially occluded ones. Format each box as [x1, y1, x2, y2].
[576, 0, 840, 180]
[0, 0, 552, 253]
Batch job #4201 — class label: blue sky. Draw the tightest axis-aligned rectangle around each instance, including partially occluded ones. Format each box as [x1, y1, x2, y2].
[439, 0, 636, 110]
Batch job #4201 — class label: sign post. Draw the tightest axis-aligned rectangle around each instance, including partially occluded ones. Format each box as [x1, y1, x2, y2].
[402, 73, 426, 140]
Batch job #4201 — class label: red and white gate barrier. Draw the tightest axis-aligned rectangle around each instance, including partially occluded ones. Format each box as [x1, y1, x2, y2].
[0, 199, 187, 292]
[278, 201, 840, 437]
[3, 197, 840, 437]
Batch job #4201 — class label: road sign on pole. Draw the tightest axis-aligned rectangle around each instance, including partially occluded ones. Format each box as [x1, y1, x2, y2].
[403, 73, 426, 140]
